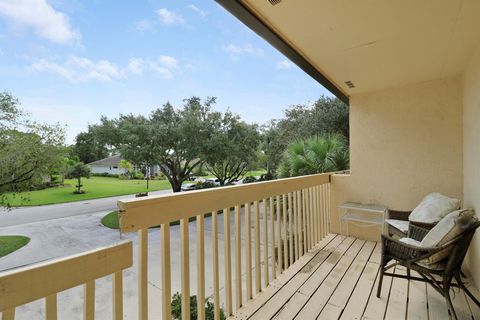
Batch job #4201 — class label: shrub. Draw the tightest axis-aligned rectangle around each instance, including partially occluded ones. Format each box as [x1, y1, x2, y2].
[278, 134, 349, 178]
[195, 181, 216, 190]
[259, 172, 276, 181]
[242, 176, 257, 184]
[132, 171, 144, 180]
[171, 292, 226, 320]
[92, 172, 119, 178]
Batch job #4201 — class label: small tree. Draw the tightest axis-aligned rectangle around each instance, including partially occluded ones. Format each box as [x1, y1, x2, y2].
[66, 162, 91, 194]
[118, 159, 133, 178]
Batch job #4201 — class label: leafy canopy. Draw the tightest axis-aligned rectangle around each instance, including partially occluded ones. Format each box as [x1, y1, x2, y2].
[261, 96, 348, 174]
[0, 92, 65, 205]
[278, 134, 349, 178]
[204, 111, 260, 185]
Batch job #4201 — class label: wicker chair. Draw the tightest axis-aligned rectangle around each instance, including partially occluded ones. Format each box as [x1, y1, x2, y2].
[387, 209, 437, 238]
[377, 221, 480, 320]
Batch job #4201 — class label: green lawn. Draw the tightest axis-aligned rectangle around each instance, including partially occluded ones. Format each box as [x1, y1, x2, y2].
[0, 235, 30, 258]
[3, 170, 267, 207]
[4, 176, 172, 207]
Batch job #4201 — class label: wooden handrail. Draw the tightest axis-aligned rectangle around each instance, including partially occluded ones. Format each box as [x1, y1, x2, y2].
[118, 173, 331, 232]
[0, 241, 133, 319]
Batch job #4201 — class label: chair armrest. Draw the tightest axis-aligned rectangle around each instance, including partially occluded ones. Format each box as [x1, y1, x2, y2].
[388, 210, 411, 221]
[408, 224, 430, 241]
[381, 234, 436, 262]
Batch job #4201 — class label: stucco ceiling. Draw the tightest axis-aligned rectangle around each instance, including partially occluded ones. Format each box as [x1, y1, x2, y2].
[242, 0, 480, 96]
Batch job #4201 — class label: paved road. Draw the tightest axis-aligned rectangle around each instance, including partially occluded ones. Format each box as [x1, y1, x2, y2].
[0, 189, 172, 227]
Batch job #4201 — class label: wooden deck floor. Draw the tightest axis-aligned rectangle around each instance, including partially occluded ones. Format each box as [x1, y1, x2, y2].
[230, 234, 480, 320]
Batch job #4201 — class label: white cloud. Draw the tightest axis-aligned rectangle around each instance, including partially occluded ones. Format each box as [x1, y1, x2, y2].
[276, 59, 293, 70]
[156, 8, 185, 25]
[187, 4, 207, 19]
[158, 55, 178, 69]
[221, 43, 263, 60]
[125, 58, 146, 75]
[0, 0, 80, 44]
[31, 55, 180, 82]
[135, 19, 155, 32]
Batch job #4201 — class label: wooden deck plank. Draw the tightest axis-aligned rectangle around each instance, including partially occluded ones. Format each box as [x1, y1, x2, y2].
[271, 237, 356, 320]
[451, 285, 474, 320]
[340, 261, 379, 320]
[293, 239, 366, 319]
[317, 303, 342, 320]
[250, 235, 350, 320]
[327, 241, 376, 309]
[462, 277, 480, 319]
[230, 234, 337, 319]
[384, 267, 408, 320]
[406, 271, 428, 320]
[426, 284, 450, 320]
[362, 266, 395, 320]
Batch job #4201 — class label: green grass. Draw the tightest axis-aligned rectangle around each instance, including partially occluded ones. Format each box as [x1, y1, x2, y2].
[101, 210, 212, 230]
[101, 210, 120, 229]
[0, 235, 30, 258]
[3, 169, 267, 207]
[4, 176, 172, 207]
[244, 170, 266, 177]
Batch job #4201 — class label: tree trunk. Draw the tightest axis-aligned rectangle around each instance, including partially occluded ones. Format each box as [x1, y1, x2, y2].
[172, 182, 182, 192]
[77, 177, 81, 192]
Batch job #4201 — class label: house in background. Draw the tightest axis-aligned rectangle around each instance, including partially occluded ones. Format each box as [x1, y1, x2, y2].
[88, 154, 161, 176]
[87, 154, 126, 175]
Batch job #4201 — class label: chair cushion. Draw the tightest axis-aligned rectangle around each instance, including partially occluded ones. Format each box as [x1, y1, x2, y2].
[399, 237, 421, 246]
[386, 219, 410, 234]
[409, 193, 460, 224]
[420, 209, 475, 263]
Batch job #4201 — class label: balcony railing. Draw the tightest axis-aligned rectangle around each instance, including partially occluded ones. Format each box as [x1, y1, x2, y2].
[0, 241, 132, 320]
[118, 172, 332, 320]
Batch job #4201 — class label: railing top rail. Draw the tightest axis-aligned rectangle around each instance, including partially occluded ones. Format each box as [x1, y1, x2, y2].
[118, 172, 333, 232]
[0, 241, 133, 311]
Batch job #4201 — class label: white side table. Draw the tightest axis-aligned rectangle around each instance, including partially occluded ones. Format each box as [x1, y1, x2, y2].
[339, 202, 388, 236]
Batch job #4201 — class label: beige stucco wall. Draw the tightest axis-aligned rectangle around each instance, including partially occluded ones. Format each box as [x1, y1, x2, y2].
[463, 44, 480, 287]
[330, 77, 463, 241]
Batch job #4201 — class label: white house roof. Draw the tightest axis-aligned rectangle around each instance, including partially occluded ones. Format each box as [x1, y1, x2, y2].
[87, 154, 122, 167]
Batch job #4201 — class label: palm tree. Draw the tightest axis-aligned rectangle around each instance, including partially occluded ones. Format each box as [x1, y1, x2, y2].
[278, 134, 349, 178]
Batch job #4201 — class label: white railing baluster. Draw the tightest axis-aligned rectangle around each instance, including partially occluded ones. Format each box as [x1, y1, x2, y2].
[161, 224, 171, 320]
[263, 199, 269, 287]
[288, 193, 294, 265]
[282, 194, 288, 269]
[45, 294, 57, 320]
[254, 201, 261, 294]
[84, 281, 95, 320]
[196, 214, 205, 320]
[245, 203, 252, 300]
[180, 218, 190, 320]
[2, 308, 15, 320]
[224, 208, 232, 316]
[138, 228, 148, 320]
[276, 195, 283, 275]
[269, 197, 276, 279]
[234, 205, 242, 310]
[212, 211, 220, 320]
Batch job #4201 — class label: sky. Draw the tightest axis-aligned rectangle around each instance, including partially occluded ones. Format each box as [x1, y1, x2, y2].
[0, 0, 332, 143]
